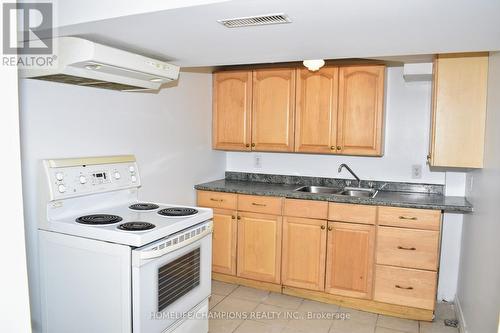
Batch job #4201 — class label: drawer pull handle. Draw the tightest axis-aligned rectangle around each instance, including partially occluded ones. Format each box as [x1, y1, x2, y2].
[251, 202, 267, 207]
[210, 198, 224, 202]
[399, 216, 417, 220]
[395, 285, 414, 290]
[397, 246, 416, 251]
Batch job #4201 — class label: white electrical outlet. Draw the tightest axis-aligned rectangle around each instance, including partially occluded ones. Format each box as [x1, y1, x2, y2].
[254, 154, 262, 169]
[412, 164, 422, 179]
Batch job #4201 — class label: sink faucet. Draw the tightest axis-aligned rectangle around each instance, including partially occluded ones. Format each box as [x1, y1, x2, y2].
[338, 163, 361, 187]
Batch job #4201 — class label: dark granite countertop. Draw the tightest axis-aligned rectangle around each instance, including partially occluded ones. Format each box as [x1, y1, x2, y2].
[195, 173, 473, 213]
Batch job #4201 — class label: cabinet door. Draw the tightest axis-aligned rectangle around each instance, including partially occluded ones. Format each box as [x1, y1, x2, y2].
[237, 212, 282, 283]
[337, 66, 385, 156]
[252, 68, 296, 152]
[282, 217, 327, 291]
[212, 209, 238, 275]
[295, 67, 339, 153]
[213, 71, 252, 150]
[325, 222, 375, 299]
[429, 54, 488, 168]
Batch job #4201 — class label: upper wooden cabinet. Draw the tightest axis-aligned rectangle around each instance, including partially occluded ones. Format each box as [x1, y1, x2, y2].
[212, 70, 252, 151]
[429, 53, 488, 168]
[337, 65, 385, 156]
[252, 68, 296, 152]
[212, 64, 386, 155]
[295, 67, 339, 153]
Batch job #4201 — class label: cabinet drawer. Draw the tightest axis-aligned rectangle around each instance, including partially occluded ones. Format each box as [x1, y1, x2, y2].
[328, 202, 376, 224]
[238, 195, 283, 215]
[197, 191, 237, 210]
[284, 199, 328, 219]
[378, 207, 441, 230]
[374, 265, 437, 310]
[377, 227, 440, 270]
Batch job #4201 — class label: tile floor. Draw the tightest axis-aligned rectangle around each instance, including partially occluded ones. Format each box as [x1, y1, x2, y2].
[209, 280, 459, 333]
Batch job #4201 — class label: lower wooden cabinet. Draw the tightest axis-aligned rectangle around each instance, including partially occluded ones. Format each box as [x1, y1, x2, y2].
[199, 190, 443, 319]
[374, 265, 437, 310]
[211, 208, 237, 275]
[282, 217, 327, 291]
[325, 221, 375, 299]
[237, 212, 282, 284]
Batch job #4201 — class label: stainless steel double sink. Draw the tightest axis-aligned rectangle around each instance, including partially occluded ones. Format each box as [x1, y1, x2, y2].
[294, 185, 378, 198]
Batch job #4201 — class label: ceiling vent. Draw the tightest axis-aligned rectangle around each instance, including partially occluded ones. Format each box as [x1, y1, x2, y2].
[218, 13, 291, 28]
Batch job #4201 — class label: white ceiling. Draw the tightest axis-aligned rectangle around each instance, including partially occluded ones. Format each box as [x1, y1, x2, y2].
[54, 0, 500, 67]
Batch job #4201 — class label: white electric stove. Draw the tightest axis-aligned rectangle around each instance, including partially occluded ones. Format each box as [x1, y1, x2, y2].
[37, 155, 213, 333]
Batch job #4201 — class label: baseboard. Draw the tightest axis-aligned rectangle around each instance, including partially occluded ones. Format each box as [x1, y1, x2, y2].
[455, 295, 467, 333]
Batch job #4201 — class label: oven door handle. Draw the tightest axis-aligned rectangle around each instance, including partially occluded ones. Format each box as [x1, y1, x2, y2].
[137, 225, 212, 260]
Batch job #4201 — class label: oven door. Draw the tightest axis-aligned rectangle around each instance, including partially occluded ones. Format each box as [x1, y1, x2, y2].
[132, 221, 212, 333]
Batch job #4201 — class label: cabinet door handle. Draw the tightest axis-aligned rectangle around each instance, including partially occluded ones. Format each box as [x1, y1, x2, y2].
[245, 144, 250, 148]
[397, 246, 416, 251]
[336, 146, 342, 150]
[210, 198, 223, 202]
[237, 216, 241, 220]
[251, 202, 266, 207]
[330, 146, 335, 150]
[231, 215, 236, 220]
[399, 216, 417, 220]
[395, 285, 414, 290]
[327, 226, 333, 231]
[320, 225, 326, 230]
[251, 143, 256, 147]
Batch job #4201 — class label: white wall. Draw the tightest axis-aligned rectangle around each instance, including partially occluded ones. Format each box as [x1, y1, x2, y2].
[19, 72, 225, 331]
[0, 1, 32, 330]
[457, 52, 500, 333]
[227, 66, 465, 301]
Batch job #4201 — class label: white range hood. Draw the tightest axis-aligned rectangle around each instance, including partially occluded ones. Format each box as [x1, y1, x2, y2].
[20, 37, 180, 92]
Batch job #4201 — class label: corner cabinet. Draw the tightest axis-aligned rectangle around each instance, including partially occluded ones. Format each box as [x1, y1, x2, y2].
[212, 70, 252, 151]
[213, 64, 386, 156]
[428, 53, 488, 168]
[337, 66, 385, 156]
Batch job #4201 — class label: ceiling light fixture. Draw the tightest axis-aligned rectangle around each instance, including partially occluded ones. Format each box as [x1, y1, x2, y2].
[85, 64, 102, 70]
[303, 59, 325, 71]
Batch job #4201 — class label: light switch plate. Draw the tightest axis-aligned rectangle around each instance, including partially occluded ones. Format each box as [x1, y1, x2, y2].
[412, 164, 422, 179]
[254, 154, 262, 169]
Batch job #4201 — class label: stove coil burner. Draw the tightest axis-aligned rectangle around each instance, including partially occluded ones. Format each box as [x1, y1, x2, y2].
[76, 214, 123, 225]
[157, 207, 198, 217]
[117, 222, 156, 231]
[129, 203, 160, 211]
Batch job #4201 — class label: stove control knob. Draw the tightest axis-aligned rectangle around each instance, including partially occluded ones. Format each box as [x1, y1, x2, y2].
[55, 172, 64, 181]
[79, 176, 87, 184]
[58, 184, 66, 193]
[131, 175, 137, 183]
[114, 172, 121, 180]
[129, 166, 135, 173]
